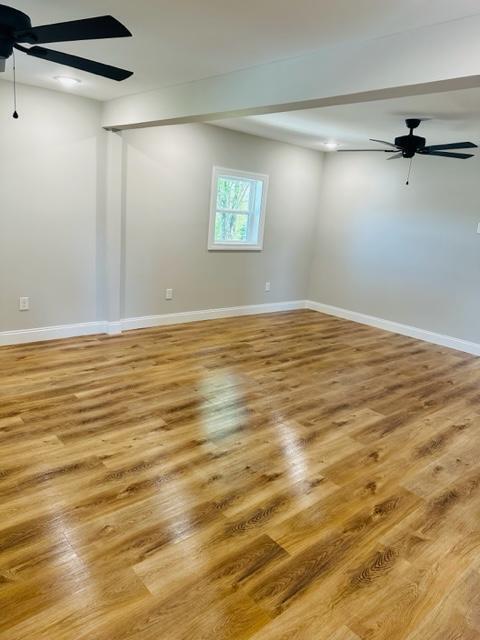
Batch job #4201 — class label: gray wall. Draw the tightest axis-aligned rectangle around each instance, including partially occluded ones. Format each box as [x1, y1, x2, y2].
[0, 81, 105, 331]
[123, 124, 323, 317]
[308, 151, 480, 343]
[0, 84, 322, 332]
[1, 79, 478, 347]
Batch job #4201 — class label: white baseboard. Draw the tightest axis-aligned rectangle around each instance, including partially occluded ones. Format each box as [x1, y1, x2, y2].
[121, 300, 306, 331]
[0, 321, 107, 346]
[0, 301, 305, 346]
[2, 300, 478, 357]
[305, 300, 480, 357]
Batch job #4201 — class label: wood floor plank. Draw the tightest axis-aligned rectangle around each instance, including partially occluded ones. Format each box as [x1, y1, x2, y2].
[1, 309, 479, 639]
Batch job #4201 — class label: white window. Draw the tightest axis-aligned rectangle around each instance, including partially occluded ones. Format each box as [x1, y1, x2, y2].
[208, 167, 268, 250]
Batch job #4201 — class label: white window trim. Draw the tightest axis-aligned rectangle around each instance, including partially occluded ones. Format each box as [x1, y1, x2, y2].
[208, 166, 269, 251]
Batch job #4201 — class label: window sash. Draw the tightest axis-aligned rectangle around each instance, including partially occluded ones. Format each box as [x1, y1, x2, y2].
[214, 178, 257, 243]
[216, 176, 256, 213]
[214, 213, 254, 243]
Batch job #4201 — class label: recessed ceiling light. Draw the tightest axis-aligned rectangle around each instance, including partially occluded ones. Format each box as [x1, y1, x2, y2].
[54, 76, 81, 88]
[323, 141, 339, 151]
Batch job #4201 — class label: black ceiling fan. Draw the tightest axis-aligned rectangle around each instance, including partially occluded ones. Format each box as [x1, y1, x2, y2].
[339, 119, 477, 160]
[0, 4, 133, 81]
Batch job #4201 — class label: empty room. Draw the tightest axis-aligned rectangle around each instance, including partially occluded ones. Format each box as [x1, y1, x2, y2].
[1, 1, 480, 638]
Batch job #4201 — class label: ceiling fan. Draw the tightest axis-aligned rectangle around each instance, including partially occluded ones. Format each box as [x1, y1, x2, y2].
[339, 118, 478, 160]
[0, 4, 133, 81]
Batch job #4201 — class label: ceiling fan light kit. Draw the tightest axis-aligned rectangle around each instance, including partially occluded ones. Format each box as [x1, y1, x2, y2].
[0, 3, 133, 117]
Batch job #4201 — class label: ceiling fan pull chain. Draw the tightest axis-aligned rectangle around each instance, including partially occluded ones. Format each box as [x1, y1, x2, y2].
[12, 49, 18, 119]
[406, 156, 414, 185]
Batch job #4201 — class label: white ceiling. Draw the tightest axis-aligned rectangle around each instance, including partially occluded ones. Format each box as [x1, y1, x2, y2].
[2, 0, 480, 101]
[212, 88, 480, 150]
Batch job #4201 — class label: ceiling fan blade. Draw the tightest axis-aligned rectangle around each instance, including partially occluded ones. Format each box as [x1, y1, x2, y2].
[15, 15, 131, 44]
[419, 150, 474, 159]
[370, 138, 400, 149]
[22, 45, 133, 81]
[387, 152, 403, 160]
[337, 149, 397, 152]
[421, 141, 477, 151]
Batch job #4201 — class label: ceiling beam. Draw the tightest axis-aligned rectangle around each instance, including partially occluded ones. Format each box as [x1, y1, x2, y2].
[102, 14, 480, 131]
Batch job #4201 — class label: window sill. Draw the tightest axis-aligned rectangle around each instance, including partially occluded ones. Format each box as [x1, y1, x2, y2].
[208, 243, 263, 252]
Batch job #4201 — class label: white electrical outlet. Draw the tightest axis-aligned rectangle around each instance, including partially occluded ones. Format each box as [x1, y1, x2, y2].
[165, 288, 173, 300]
[19, 296, 29, 311]
[265, 281, 271, 292]
[477, 222, 480, 234]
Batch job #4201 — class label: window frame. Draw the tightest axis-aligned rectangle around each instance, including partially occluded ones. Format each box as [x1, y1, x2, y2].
[208, 166, 269, 251]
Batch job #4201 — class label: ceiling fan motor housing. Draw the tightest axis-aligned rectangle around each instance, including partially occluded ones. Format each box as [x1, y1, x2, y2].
[394, 134, 426, 158]
[0, 5, 31, 59]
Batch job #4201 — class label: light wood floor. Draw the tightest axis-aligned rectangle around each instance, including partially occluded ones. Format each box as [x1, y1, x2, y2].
[1, 309, 480, 639]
